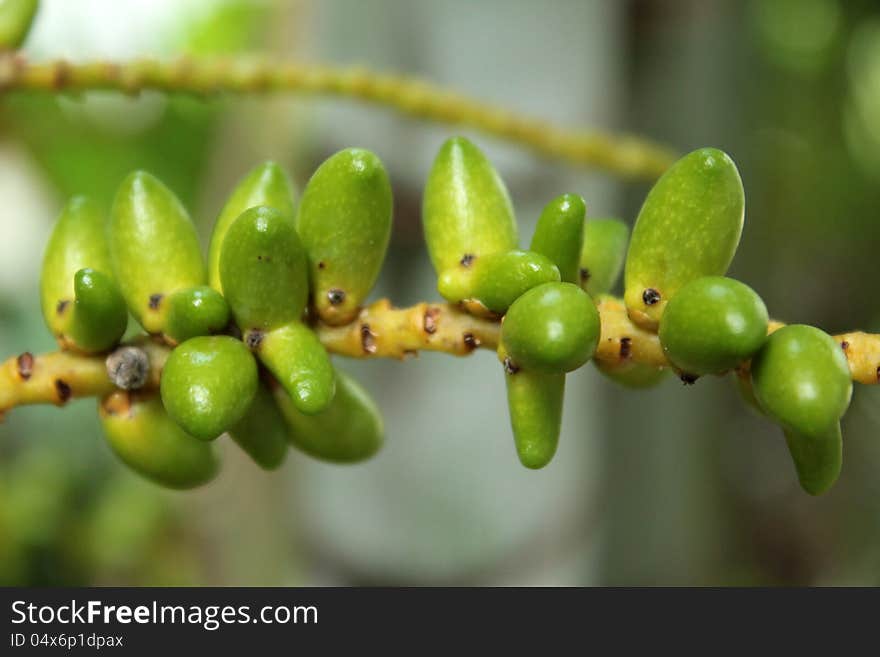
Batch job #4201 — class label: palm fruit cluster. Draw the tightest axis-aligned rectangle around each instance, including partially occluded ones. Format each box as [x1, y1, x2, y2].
[37, 138, 856, 495]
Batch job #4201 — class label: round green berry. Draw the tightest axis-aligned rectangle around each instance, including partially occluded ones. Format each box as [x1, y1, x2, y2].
[501, 282, 600, 373]
[658, 276, 768, 376]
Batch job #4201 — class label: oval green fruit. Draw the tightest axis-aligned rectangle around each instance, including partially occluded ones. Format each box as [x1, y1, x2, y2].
[659, 276, 768, 376]
[422, 136, 518, 275]
[109, 171, 206, 334]
[580, 218, 629, 297]
[438, 249, 560, 314]
[296, 148, 393, 325]
[530, 193, 586, 284]
[220, 205, 308, 331]
[503, 363, 564, 469]
[208, 161, 297, 295]
[98, 392, 220, 489]
[501, 282, 600, 373]
[160, 336, 258, 441]
[163, 285, 230, 345]
[274, 370, 383, 463]
[40, 197, 127, 353]
[228, 383, 289, 470]
[783, 424, 843, 496]
[624, 148, 744, 330]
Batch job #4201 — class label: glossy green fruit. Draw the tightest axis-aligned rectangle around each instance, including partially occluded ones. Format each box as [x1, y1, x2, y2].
[208, 161, 297, 295]
[659, 276, 768, 376]
[109, 171, 206, 334]
[296, 148, 393, 325]
[580, 218, 628, 297]
[163, 286, 229, 345]
[751, 324, 853, 495]
[40, 196, 127, 353]
[160, 336, 258, 441]
[274, 370, 383, 463]
[438, 249, 560, 314]
[0, 0, 38, 49]
[502, 282, 600, 373]
[220, 206, 307, 331]
[530, 194, 586, 284]
[423, 136, 518, 276]
[98, 392, 219, 489]
[624, 148, 744, 330]
[595, 360, 668, 389]
[504, 364, 564, 469]
[228, 383, 289, 470]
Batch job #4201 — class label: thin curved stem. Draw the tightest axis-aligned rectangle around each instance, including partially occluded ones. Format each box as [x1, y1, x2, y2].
[0, 55, 677, 180]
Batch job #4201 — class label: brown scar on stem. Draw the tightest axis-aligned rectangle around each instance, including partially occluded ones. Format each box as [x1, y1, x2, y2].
[360, 323, 377, 354]
[402, 349, 418, 359]
[463, 333, 479, 351]
[503, 357, 520, 375]
[16, 352, 34, 380]
[619, 337, 632, 360]
[423, 306, 440, 334]
[245, 330, 264, 350]
[55, 379, 72, 404]
[148, 293, 163, 310]
[56, 299, 70, 315]
[841, 341, 850, 351]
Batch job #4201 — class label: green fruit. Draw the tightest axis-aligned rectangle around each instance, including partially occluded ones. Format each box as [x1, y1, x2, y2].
[228, 383, 289, 470]
[40, 196, 127, 353]
[98, 392, 219, 490]
[624, 148, 744, 330]
[208, 161, 297, 295]
[163, 286, 229, 345]
[219, 206, 307, 331]
[109, 171, 206, 334]
[296, 148, 393, 325]
[438, 249, 560, 314]
[423, 136, 518, 276]
[160, 336, 258, 441]
[595, 360, 668, 389]
[751, 324, 853, 495]
[579, 218, 628, 297]
[504, 365, 564, 469]
[274, 370, 383, 463]
[658, 276, 768, 376]
[0, 0, 38, 49]
[530, 193, 586, 284]
[501, 282, 600, 373]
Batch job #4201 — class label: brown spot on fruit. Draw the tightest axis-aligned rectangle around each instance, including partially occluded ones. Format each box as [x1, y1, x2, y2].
[680, 373, 698, 385]
[16, 352, 33, 380]
[642, 288, 661, 306]
[463, 333, 479, 351]
[56, 299, 70, 315]
[503, 357, 520, 375]
[619, 337, 632, 360]
[245, 330, 264, 350]
[148, 293, 163, 310]
[328, 288, 346, 306]
[317, 261, 326, 270]
[55, 379, 72, 403]
[579, 267, 590, 284]
[460, 253, 475, 267]
[423, 306, 440, 334]
[360, 324, 377, 354]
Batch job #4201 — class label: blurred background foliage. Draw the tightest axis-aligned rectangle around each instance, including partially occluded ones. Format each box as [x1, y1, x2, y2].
[1, 0, 879, 586]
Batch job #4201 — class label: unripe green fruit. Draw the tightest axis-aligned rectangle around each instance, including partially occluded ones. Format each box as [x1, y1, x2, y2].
[438, 249, 560, 314]
[41, 196, 127, 353]
[504, 363, 564, 469]
[228, 383, 289, 470]
[530, 193, 586, 284]
[422, 136, 518, 275]
[208, 161, 297, 295]
[0, 0, 38, 49]
[659, 276, 768, 376]
[163, 286, 229, 345]
[501, 282, 600, 373]
[751, 324, 853, 495]
[160, 336, 258, 441]
[109, 171, 206, 334]
[220, 206, 308, 331]
[595, 360, 668, 389]
[624, 148, 744, 330]
[99, 392, 220, 490]
[579, 218, 628, 297]
[296, 148, 393, 325]
[274, 370, 383, 463]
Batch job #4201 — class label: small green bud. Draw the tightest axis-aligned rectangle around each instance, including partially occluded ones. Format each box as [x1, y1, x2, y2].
[274, 370, 383, 463]
[109, 171, 206, 334]
[659, 276, 768, 376]
[422, 137, 518, 275]
[624, 148, 744, 330]
[751, 325, 853, 495]
[99, 392, 220, 489]
[0, 0, 38, 50]
[296, 148, 393, 325]
[163, 286, 230, 345]
[220, 206, 307, 331]
[40, 196, 127, 353]
[228, 382, 289, 470]
[438, 249, 560, 314]
[160, 336, 258, 441]
[504, 362, 565, 470]
[530, 193, 586, 284]
[501, 282, 600, 373]
[579, 218, 629, 297]
[207, 161, 297, 295]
